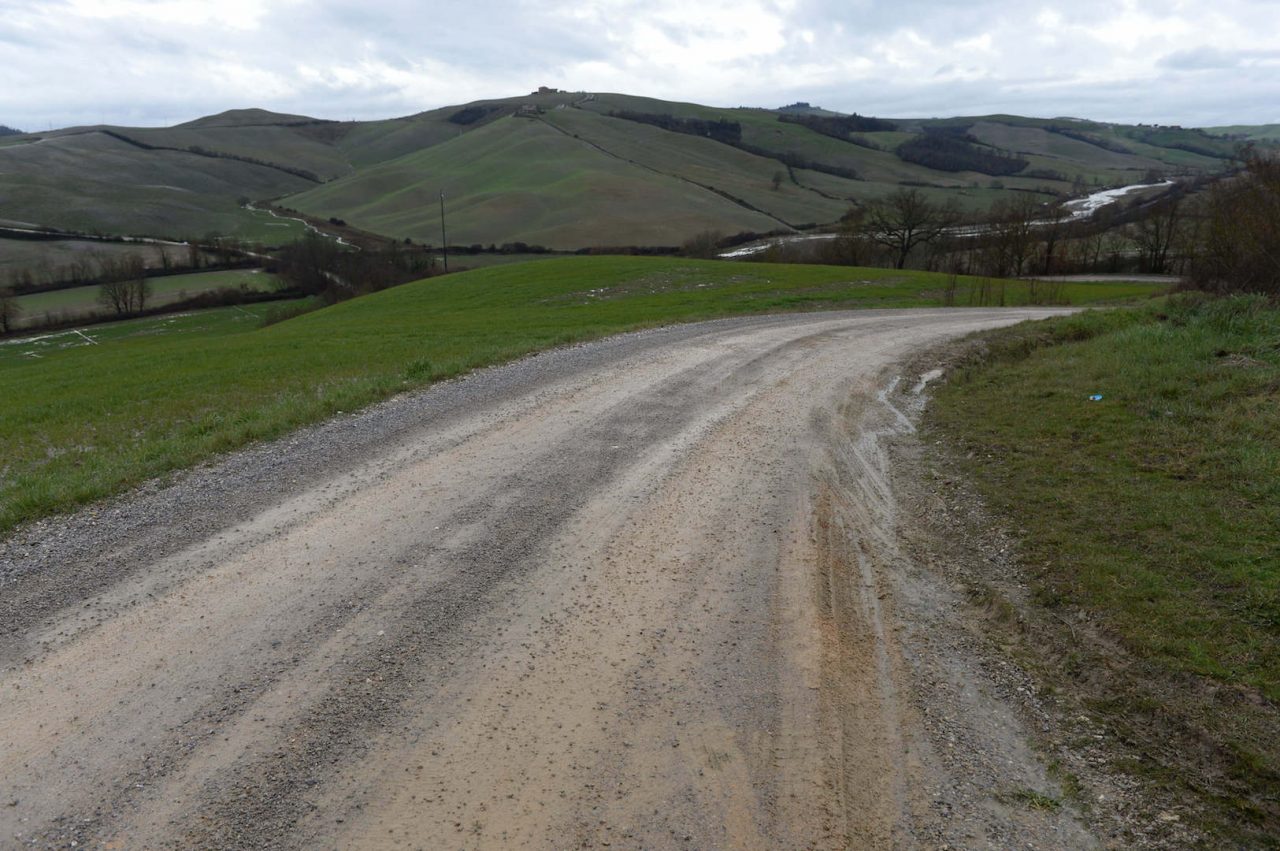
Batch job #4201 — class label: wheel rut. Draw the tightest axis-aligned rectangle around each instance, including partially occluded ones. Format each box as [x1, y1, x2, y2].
[0, 308, 1094, 849]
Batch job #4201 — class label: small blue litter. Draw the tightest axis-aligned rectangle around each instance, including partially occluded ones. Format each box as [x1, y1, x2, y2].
[1088, 394, 1104, 402]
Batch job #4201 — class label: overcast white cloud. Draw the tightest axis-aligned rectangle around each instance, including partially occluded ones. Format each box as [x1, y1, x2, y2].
[1, 0, 1277, 130]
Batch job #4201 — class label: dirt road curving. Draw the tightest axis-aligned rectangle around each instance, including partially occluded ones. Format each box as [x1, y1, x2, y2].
[1, 309, 1096, 849]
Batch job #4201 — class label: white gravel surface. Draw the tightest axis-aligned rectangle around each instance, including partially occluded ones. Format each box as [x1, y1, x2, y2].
[0, 308, 1100, 849]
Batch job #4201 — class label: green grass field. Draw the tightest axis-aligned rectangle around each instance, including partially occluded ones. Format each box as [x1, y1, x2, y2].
[121, 123, 356, 182]
[286, 115, 783, 248]
[1208, 124, 1280, 143]
[925, 296, 1280, 842]
[12, 269, 283, 328]
[0, 256, 1167, 535]
[0, 299, 292, 365]
[0, 131, 313, 239]
[541, 108, 851, 226]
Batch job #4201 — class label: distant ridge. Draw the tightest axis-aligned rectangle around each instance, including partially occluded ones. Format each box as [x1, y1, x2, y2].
[776, 102, 845, 117]
[1, 91, 1269, 247]
[177, 108, 329, 129]
[0, 125, 22, 137]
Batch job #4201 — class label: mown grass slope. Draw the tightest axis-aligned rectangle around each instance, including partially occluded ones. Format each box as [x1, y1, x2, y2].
[0, 256, 1166, 535]
[286, 117, 784, 247]
[121, 124, 357, 181]
[0, 131, 312, 239]
[540, 108, 852, 226]
[1209, 124, 1280, 143]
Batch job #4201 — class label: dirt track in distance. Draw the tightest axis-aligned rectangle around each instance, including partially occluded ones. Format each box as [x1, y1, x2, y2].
[1, 309, 1098, 849]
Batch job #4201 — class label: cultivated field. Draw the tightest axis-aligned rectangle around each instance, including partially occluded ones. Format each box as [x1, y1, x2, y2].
[10, 269, 284, 329]
[0, 237, 174, 278]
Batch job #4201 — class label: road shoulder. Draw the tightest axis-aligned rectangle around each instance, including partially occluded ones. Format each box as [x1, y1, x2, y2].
[886, 345, 1206, 848]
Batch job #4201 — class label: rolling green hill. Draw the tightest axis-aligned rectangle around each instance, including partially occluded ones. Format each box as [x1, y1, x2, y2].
[284, 97, 1252, 245]
[1209, 123, 1280, 143]
[0, 92, 1266, 252]
[0, 255, 1168, 534]
[284, 116, 782, 247]
[0, 130, 313, 239]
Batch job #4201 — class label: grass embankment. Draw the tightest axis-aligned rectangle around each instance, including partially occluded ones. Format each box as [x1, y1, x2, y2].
[925, 294, 1279, 843]
[0, 256, 1164, 536]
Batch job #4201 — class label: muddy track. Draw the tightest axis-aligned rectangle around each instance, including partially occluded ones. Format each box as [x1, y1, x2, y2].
[2, 309, 1093, 849]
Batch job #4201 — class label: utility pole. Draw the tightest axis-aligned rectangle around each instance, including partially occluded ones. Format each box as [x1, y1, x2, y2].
[439, 191, 448, 273]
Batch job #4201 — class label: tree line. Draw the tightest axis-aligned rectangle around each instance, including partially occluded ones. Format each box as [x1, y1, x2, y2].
[270, 233, 438, 302]
[609, 111, 743, 145]
[100, 130, 322, 182]
[1188, 150, 1280, 293]
[5, 240, 255, 295]
[738, 150, 1278, 295]
[448, 105, 503, 126]
[1045, 125, 1134, 154]
[895, 129, 1030, 176]
[609, 111, 862, 180]
[778, 112, 897, 137]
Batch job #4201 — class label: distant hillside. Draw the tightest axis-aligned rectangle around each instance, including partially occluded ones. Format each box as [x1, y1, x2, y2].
[0, 93, 1266, 247]
[285, 113, 786, 248]
[1208, 123, 1280, 143]
[177, 108, 327, 129]
[0, 125, 21, 137]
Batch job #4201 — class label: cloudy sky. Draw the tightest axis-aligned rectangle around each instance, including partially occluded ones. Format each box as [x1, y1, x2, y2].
[2, 0, 1278, 131]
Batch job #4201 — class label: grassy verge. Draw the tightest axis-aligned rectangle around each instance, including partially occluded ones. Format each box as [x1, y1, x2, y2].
[0, 256, 1164, 536]
[924, 294, 1279, 844]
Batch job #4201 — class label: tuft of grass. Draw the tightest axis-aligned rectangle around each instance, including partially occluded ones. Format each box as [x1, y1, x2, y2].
[1003, 788, 1063, 811]
[1046, 760, 1086, 806]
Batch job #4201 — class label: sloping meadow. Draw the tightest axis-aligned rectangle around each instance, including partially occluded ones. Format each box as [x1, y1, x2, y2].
[0, 256, 1164, 535]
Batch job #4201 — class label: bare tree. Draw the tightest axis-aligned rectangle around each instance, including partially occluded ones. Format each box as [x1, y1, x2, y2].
[1038, 208, 1071, 275]
[861, 188, 960, 269]
[1190, 150, 1280, 293]
[818, 207, 872, 266]
[680, 230, 725, 259]
[97, 254, 150, 316]
[0, 281, 20, 334]
[1128, 195, 1182, 274]
[1071, 227, 1111, 273]
[981, 195, 1042, 277]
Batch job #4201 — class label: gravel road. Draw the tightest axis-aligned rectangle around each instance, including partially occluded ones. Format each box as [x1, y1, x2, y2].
[1, 309, 1096, 849]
